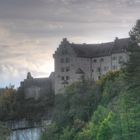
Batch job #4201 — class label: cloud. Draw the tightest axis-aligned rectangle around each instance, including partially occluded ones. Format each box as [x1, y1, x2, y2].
[0, 0, 140, 87]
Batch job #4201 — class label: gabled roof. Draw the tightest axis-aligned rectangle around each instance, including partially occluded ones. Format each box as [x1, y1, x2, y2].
[76, 68, 85, 74]
[70, 38, 129, 58]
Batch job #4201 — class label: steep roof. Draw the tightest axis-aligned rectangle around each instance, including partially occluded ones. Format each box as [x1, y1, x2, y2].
[76, 68, 85, 74]
[70, 38, 129, 58]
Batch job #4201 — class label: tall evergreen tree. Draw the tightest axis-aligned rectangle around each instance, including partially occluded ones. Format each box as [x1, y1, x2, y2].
[123, 19, 140, 140]
[125, 19, 140, 88]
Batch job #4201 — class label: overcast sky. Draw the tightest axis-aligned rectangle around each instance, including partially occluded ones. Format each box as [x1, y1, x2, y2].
[0, 0, 140, 87]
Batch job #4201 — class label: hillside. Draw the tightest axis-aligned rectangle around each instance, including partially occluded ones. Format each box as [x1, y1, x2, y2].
[39, 20, 140, 140]
[39, 70, 140, 140]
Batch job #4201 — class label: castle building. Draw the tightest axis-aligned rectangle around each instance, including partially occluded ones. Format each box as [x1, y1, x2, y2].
[53, 37, 129, 94]
[19, 37, 129, 98]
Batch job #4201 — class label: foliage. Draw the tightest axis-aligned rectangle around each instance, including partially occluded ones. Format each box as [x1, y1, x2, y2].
[40, 123, 60, 140]
[124, 19, 140, 88]
[53, 81, 101, 128]
[96, 70, 122, 88]
[0, 86, 17, 120]
[0, 86, 54, 121]
[60, 127, 76, 140]
[0, 122, 10, 140]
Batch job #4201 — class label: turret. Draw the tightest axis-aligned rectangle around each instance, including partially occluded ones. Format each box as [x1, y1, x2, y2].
[27, 72, 33, 79]
[114, 37, 119, 46]
[60, 38, 69, 45]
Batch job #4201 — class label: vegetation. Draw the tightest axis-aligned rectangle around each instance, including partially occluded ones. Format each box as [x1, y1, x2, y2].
[0, 122, 10, 140]
[39, 20, 140, 140]
[0, 86, 54, 121]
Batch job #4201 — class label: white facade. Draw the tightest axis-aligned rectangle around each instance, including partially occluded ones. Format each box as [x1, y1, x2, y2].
[53, 38, 129, 94]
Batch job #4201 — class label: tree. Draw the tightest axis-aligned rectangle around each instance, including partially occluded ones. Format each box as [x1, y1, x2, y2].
[60, 127, 75, 140]
[97, 112, 113, 140]
[118, 89, 140, 140]
[0, 122, 10, 140]
[75, 106, 111, 140]
[125, 19, 140, 88]
[122, 19, 140, 140]
[0, 86, 17, 120]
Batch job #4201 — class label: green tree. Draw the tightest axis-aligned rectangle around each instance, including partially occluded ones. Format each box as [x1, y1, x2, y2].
[97, 112, 113, 140]
[75, 106, 111, 140]
[122, 19, 140, 140]
[0, 86, 17, 120]
[0, 122, 10, 140]
[125, 19, 140, 88]
[118, 89, 140, 140]
[40, 123, 60, 140]
[60, 127, 75, 140]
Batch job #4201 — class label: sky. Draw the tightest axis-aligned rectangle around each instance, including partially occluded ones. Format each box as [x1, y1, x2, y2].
[0, 0, 140, 87]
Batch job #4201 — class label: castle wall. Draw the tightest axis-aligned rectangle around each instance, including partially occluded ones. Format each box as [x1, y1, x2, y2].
[91, 55, 112, 80]
[91, 52, 128, 80]
[54, 38, 128, 94]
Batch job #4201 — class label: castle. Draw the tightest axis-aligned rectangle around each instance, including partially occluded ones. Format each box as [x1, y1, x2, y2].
[19, 37, 129, 98]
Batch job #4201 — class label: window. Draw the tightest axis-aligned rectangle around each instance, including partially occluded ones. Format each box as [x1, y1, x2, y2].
[66, 66, 70, 72]
[61, 76, 64, 80]
[61, 67, 64, 72]
[66, 57, 70, 63]
[112, 56, 117, 60]
[104, 66, 108, 71]
[97, 67, 101, 72]
[61, 58, 64, 63]
[66, 76, 70, 80]
[119, 56, 123, 61]
[112, 65, 117, 70]
[62, 48, 68, 55]
[93, 59, 97, 62]
[100, 58, 104, 62]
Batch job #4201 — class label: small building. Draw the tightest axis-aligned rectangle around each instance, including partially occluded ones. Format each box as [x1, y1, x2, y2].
[19, 72, 55, 99]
